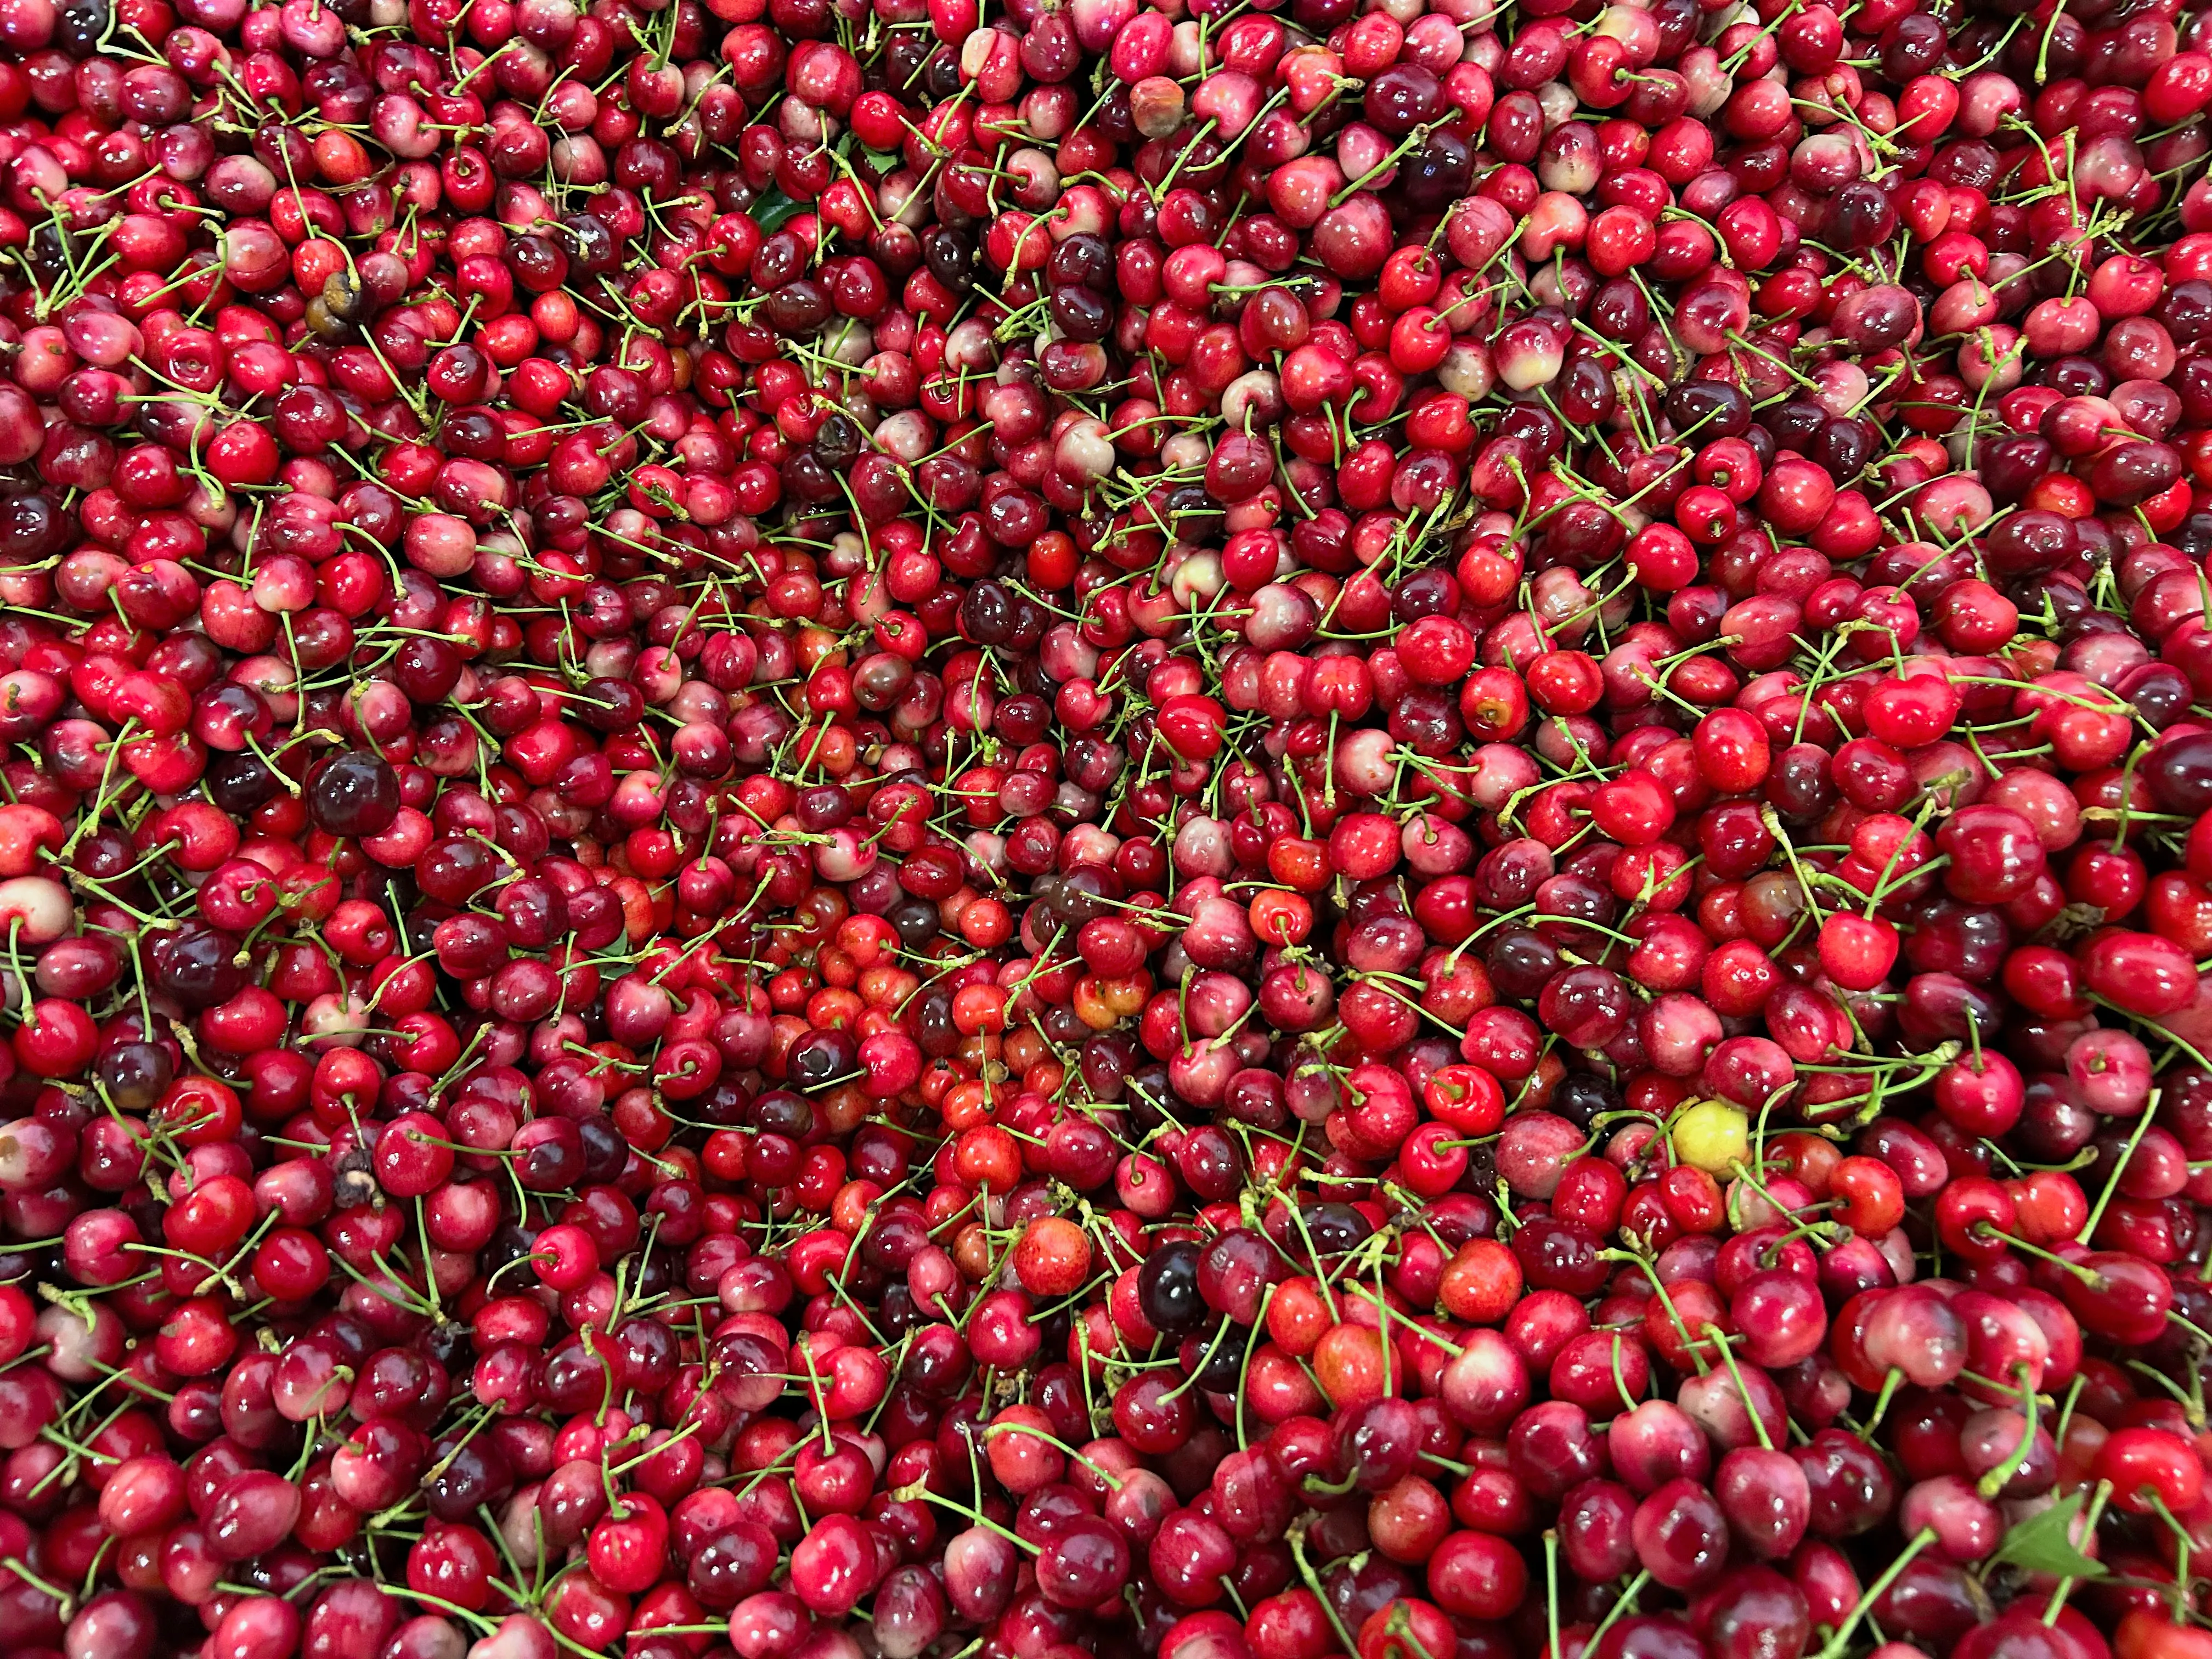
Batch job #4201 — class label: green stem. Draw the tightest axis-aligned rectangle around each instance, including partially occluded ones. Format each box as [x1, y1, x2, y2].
[1543, 1531, 1562, 1659]
[2078, 1090, 2160, 1246]
[1814, 1528, 1936, 1659]
[1976, 1365, 2038, 1500]
[1711, 1334, 1774, 1451]
[1288, 1515, 1362, 1658]
[1857, 1367, 1903, 1442]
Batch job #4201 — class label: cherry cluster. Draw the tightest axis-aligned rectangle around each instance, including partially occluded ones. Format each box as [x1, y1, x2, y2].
[3, 1, 2212, 1658]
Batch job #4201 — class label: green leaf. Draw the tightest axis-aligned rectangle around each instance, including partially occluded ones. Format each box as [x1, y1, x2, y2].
[753, 190, 802, 234]
[1990, 1492, 2106, 1579]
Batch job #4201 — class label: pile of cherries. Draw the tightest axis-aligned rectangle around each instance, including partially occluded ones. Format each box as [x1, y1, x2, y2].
[10, 0, 2212, 1657]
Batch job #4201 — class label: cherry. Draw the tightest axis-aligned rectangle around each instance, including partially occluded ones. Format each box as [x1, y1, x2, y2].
[0, 12, 2207, 1659]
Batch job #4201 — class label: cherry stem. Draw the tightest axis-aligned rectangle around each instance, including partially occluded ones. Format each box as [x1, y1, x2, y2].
[1, 1556, 74, 1618]
[1233, 1281, 1276, 1453]
[1858, 1367, 1904, 1443]
[1971, 1226, 2101, 1285]
[1708, 1331, 1774, 1453]
[1758, 805, 1828, 928]
[1288, 1513, 1362, 1659]
[603, 1415, 702, 1480]
[2147, 1490, 2193, 1617]
[2076, 1091, 2161, 1247]
[1584, 1568, 1650, 1654]
[1158, 1318, 1234, 1404]
[1543, 1529, 1563, 1659]
[1604, 1248, 1713, 1378]
[376, 1584, 500, 1635]
[4, 918, 29, 1028]
[1860, 797, 1941, 919]
[1974, 1363, 2039, 1501]
[1302, 1467, 1363, 1499]
[1813, 1527, 1936, 1659]
[977, 1421, 1124, 1491]
[2166, 1308, 2212, 1353]
[1728, 1158, 1839, 1246]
